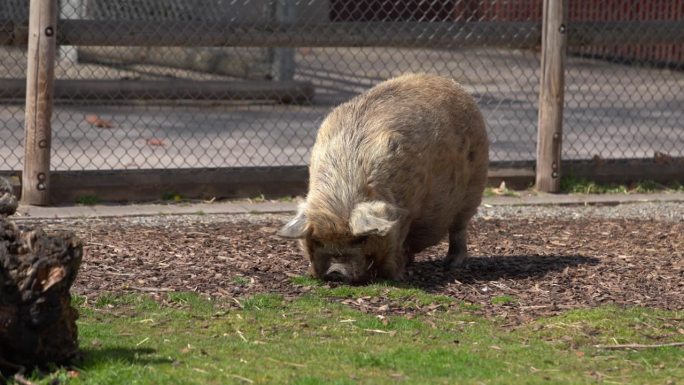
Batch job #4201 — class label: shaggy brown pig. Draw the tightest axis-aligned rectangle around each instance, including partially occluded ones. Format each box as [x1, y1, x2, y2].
[278, 73, 489, 284]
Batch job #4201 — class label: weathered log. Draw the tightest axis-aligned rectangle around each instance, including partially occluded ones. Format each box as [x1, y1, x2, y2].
[0, 181, 83, 375]
[0, 177, 17, 217]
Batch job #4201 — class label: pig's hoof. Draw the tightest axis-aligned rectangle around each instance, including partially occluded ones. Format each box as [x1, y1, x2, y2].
[445, 253, 467, 269]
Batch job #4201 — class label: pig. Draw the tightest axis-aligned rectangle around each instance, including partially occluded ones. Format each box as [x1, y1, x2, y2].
[278, 73, 489, 284]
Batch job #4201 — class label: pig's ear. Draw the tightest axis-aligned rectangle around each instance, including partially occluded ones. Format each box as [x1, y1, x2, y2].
[349, 201, 405, 237]
[277, 203, 308, 239]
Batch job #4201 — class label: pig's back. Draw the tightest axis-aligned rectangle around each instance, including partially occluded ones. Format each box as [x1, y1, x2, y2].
[309, 73, 488, 244]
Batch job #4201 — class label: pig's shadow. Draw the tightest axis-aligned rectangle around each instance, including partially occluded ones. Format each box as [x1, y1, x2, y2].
[75, 347, 172, 369]
[403, 254, 600, 291]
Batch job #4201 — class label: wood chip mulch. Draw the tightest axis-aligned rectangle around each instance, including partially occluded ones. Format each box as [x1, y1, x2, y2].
[67, 217, 682, 324]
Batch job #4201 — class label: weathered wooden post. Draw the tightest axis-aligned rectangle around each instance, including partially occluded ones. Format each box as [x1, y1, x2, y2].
[22, 0, 58, 205]
[535, 0, 567, 193]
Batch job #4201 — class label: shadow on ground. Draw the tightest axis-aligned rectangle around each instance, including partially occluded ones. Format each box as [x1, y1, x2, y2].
[0, 348, 169, 384]
[405, 254, 600, 291]
[77, 347, 172, 368]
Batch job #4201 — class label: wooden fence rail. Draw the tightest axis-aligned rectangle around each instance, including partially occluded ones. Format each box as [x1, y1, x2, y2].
[0, 79, 315, 103]
[2, 20, 684, 48]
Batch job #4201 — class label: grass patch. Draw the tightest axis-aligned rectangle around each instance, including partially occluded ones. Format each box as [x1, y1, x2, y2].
[491, 295, 517, 305]
[165, 292, 214, 313]
[560, 174, 683, 194]
[320, 284, 454, 307]
[161, 192, 183, 202]
[290, 277, 454, 308]
[241, 293, 284, 310]
[14, 294, 684, 385]
[484, 183, 520, 198]
[232, 276, 250, 286]
[290, 275, 323, 287]
[249, 193, 266, 203]
[75, 195, 100, 206]
[483, 187, 496, 197]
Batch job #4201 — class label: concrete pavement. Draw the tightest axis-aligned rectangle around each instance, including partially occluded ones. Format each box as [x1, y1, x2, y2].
[12, 192, 684, 220]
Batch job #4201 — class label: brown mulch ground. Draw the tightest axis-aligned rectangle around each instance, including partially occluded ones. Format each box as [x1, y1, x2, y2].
[64, 217, 682, 323]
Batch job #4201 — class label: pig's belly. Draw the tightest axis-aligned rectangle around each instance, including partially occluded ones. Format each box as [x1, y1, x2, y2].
[403, 170, 467, 254]
[404, 222, 448, 254]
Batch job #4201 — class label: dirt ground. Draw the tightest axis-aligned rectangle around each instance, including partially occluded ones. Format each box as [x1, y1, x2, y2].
[21, 206, 684, 325]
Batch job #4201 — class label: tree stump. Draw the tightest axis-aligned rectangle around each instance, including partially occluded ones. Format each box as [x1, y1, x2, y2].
[0, 177, 17, 217]
[0, 177, 83, 375]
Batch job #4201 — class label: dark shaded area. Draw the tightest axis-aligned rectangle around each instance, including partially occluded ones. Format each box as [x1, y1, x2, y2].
[407, 254, 600, 291]
[330, 0, 459, 22]
[0, 348, 167, 385]
[78, 347, 171, 368]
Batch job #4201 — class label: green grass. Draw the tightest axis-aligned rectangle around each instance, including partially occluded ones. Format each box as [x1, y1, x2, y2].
[249, 194, 266, 203]
[482, 176, 684, 197]
[161, 192, 183, 203]
[75, 195, 100, 206]
[232, 276, 250, 286]
[484, 186, 521, 198]
[560, 174, 684, 195]
[13, 292, 684, 385]
[490, 295, 518, 305]
[290, 276, 454, 308]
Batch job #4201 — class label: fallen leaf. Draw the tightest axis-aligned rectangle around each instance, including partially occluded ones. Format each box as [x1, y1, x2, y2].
[592, 154, 604, 167]
[491, 181, 508, 195]
[390, 373, 407, 380]
[147, 138, 165, 147]
[85, 114, 114, 128]
[363, 328, 397, 336]
[654, 151, 673, 165]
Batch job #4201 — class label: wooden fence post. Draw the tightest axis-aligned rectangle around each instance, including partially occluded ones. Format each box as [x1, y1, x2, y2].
[22, 0, 58, 205]
[535, 0, 567, 193]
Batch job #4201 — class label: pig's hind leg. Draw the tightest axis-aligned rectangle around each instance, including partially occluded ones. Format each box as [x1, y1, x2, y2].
[445, 222, 469, 269]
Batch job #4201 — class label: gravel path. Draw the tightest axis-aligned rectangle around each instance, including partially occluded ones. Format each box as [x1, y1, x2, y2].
[13, 201, 683, 324]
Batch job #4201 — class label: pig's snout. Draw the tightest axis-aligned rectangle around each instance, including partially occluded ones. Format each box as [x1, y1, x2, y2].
[324, 263, 349, 282]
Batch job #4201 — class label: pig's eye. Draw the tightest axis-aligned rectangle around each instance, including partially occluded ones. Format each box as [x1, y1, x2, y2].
[350, 236, 368, 246]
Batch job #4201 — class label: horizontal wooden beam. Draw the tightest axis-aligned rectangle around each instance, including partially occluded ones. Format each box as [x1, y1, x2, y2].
[3, 158, 682, 205]
[2, 20, 683, 48]
[567, 21, 684, 46]
[0, 79, 315, 103]
[563, 158, 684, 186]
[3, 20, 541, 47]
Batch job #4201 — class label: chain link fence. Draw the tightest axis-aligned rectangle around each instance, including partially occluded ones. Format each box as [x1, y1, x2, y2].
[0, 0, 682, 173]
[564, 0, 684, 161]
